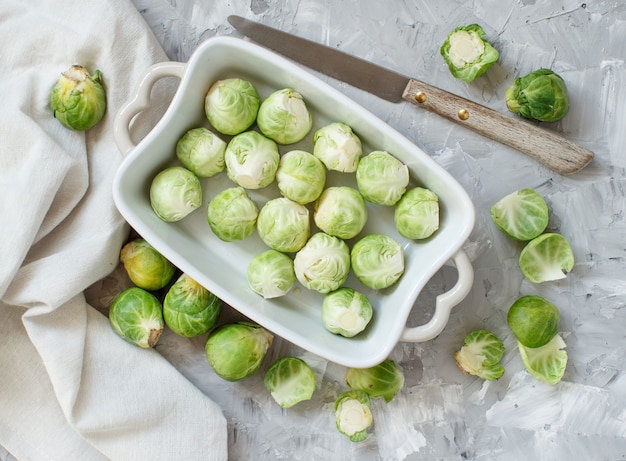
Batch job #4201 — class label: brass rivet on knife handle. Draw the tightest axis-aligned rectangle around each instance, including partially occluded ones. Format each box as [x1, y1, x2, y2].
[415, 91, 427, 103]
[402, 78, 594, 175]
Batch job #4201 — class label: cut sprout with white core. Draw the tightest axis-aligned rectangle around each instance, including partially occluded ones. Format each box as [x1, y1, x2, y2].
[322, 288, 373, 337]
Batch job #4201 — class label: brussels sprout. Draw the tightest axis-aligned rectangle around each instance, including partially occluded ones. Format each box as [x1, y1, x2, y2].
[264, 357, 317, 408]
[257, 88, 313, 144]
[293, 233, 351, 294]
[507, 295, 560, 348]
[394, 187, 440, 240]
[455, 330, 505, 381]
[150, 166, 202, 222]
[355, 151, 409, 206]
[440, 24, 499, 82]
[207, 187, 259, 242]
[176, 127, 226, 178]
[275, 150, 326, 205]
[120, 239, 175, 290]
[49, 65, 106, 131]
[518, 334, 567, 385]
[490, 188, 549, 241]
[205, 322, 273, 381]
[257, 197, 310, 253]
[334, 390, 373, 442]
[519, 233, 574, 283]
[314, 186, 368, 240]
[313, 122, 363, 173]
[505, 68, 570, 122]
[322, 288, 373, 338]
[109, 287, 164, 348]
[163, 273, 222, 337]
[247, 249, 296, 299]
[224, 131, 280, 189]
[204, 78, 260, 135]
[351, 234, 404, 290]
[345, 359, 405, 402]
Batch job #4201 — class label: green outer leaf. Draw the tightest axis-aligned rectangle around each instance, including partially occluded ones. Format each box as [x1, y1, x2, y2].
[519, 233, 575, 283]
[518, 335, 568, 385]
[263, 357, 316, 408]
[345, 359, 405, 402]
[490, 188, 549, 241]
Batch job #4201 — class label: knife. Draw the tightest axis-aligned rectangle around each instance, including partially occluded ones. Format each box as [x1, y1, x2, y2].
[228, 15, 593, 175]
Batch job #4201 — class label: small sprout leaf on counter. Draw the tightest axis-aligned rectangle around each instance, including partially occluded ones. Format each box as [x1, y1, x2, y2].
[519, 233, 574, 283]
[264, 357, 317, 408]
[490, 188, 549, 241]
[345, 359, 405, 402]
[455, 330, 505, 381]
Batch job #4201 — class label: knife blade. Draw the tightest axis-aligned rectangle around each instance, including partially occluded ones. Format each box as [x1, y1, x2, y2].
[228, 15, 593, 175]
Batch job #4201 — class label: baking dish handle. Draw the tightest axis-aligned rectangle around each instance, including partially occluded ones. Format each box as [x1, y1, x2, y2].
[400, 249, 473, 343]
[113, 61, 186, 156]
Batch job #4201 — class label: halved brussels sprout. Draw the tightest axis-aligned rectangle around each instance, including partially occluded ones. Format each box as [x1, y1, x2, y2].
[519, 233, 574, 283]
[334, 390, 373, 442]
[293, 233, 351, 294]
[163, 273, 222, 337]
[356, 151, 409, 206]
[264, 357, 317, 408]
[394, 187, 440, 240]
[313, 122, 363, 172]
[518, 334, 567, 385]
[455, 329, 505, 380]
[205, 322, 273, 381]
[49, 65, 106, 131]
[507, 295, 560, 349]
[150, 166, 202, 222]
[490, 188, 549, 241]
[351, 234, 404, 290]
[440, 24, 499, 82]
[322, 287, 373, 338]
[257, 88, 313, 144]
[247, 249, 296, 299]
[314, 186, 368, 240]
[120, 239, 175, 291]
[345, 359, 405, 402]
[109, 287, 164, 348]
[207, 187, 259, 242]
[176, 127, 226, 178]
[257, 197, 310, 253]
[224, 131, 280, 189]
[275, 150, 326, 205]
[505, 68, 570, 122]
[204, 78, 260, 135]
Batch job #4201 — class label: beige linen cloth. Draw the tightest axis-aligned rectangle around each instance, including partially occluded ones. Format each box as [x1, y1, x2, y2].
[0, 1, 227, 459]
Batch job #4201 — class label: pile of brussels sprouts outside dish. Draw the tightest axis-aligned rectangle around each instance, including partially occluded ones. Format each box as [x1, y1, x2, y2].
[111, 76, 438, 442]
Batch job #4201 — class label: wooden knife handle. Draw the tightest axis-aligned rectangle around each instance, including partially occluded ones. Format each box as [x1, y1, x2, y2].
[402, 79, 594, 175]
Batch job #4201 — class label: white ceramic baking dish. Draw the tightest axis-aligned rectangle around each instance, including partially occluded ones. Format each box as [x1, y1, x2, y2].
[112, 36, 475, 368]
